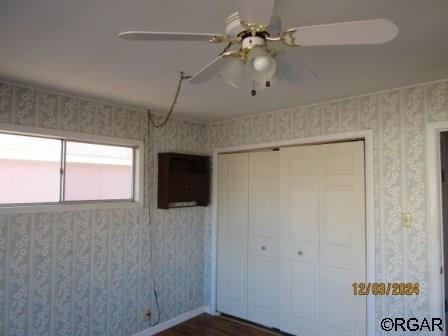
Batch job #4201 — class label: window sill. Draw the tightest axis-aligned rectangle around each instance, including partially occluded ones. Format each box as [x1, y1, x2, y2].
[0, 200, 143, 215]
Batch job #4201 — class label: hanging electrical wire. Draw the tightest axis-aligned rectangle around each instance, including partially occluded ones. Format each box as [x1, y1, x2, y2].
[148, 41, 233, 128]
[149, 229, 161, 326]
[146, 70, 192, 325]
[145, 110, 162, 327]
[144, 51, 226, 322]
[148, 71, 191, 128]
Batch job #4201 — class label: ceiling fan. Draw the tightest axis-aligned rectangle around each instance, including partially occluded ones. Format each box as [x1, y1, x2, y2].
[118, 0, 398, 96]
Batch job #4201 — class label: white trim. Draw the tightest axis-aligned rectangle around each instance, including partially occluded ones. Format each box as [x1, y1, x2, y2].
[209, 130, 376, 336]
[364, 131, 376, 336]
[133, 306, 209, 336]
[426, 121, 446, 335]
[0, 123, 145, 213]
[204, 305, 219, 315]
[0, 123, 143, 147]
[210, 151, 219, 316]
[0, 201, 141, 215]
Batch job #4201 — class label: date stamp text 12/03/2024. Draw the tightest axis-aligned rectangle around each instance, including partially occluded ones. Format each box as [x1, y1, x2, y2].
[352, 282, 420, 296]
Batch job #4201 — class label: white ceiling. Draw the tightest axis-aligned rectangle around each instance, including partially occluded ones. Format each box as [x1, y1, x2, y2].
[1, 0, 447, 122]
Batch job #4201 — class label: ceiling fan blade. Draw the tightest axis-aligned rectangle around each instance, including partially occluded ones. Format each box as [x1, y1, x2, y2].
[190, 52, 237, 84]
[236, 0, 275, 27]
[118, 31, 224, 42]
[282, 19, 398, 46]
[275, 54, 316, 86]
[267, 15, 282, 37]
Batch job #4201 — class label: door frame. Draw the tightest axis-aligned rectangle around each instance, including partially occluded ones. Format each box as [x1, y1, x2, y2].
[210, 129, 375, 336]
[426, 121, 447, 334]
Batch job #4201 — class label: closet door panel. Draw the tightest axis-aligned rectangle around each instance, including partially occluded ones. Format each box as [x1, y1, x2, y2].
[217, 153, 249, 318]
[285, 185, 316, 258]
[319, 142, 366, 336]
[279, 146, 319, 336]
[289, 263, 316, 320]
[247, 152, 280, 327]
[248, 186, 277, 256]
[225, 187, 249, 248]
[247, 255, 276, 324]
[222, 251, 246, 303]
[321, 268, 354, 334]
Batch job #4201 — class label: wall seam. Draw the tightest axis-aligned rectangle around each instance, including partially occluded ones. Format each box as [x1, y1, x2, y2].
[378, 92, 386, 320]
[422, 83, 431, 316]
[400, 89, 409, 317]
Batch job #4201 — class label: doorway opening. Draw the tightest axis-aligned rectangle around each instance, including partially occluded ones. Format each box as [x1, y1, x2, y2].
[440, 131, 448, 324]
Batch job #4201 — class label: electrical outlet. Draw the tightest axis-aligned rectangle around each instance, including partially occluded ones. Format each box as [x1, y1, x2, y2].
[403, 213, 412, 228]
[141, 308, 151, 322]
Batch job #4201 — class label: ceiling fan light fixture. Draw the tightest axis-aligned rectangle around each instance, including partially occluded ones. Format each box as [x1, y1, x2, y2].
[121, 1, 399, 94]
[253, 55, 272, 72]
[245, 46, 277, 87]
[218, 56, 247, 89]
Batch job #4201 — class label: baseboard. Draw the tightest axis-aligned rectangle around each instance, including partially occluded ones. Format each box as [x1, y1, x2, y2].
[133, 306, 209, 336]
[204, 306, 219, 315]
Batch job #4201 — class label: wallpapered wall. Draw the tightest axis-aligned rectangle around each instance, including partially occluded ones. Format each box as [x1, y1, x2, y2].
[0, 81, 209, 336]
[206, 79, 448, 333]
[2, 77, 448, 336]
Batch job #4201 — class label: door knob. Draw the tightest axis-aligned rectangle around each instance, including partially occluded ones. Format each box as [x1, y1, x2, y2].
[297, 251, 303, 256]
[261, 246, 266, 250]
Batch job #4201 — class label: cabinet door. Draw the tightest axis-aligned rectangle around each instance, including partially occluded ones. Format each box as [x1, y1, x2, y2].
[279, 146, 320, 336]
[217, 153, 249, 318]
[168, 172, 192, 202]
[247, 151, 280, 328]
[318, 142, 366, 336]
[191, 173, 209, 205]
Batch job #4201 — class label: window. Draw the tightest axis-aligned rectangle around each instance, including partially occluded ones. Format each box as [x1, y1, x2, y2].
[0, 133, 61, 204]
[65, 141, 134, 201]
[0, 131, 139, 206]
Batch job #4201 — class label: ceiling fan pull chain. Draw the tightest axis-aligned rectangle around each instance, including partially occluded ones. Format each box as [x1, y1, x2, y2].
[251, 81, 257, 96]
[148, 71, 191, 128]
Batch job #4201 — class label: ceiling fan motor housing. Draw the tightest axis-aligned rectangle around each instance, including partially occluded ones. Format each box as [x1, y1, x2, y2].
[242, 36, 266, 49]
[117, 2, 399, 99]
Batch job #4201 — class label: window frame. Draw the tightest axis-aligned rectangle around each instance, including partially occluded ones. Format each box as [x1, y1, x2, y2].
[0, 123, 144, 213]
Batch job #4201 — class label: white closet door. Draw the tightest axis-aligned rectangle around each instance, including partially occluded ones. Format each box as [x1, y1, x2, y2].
[247, 151, 280, 327]
[279, 141, 366, 336]
[217, 153, 249, 318]
[279, 145, 320, 336]
[217, 142, 366, 334]
[319, 141, 366, 336]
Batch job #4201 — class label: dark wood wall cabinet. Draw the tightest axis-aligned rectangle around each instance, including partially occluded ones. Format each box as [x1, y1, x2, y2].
[158, 153, 210, 209]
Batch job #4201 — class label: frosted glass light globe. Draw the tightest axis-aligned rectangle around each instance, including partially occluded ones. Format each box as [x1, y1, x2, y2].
[252, 55, 271, 72]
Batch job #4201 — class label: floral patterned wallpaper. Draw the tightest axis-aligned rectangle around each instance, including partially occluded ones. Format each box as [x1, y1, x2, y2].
[206, 79, 448, 334]
[0, 81, 209, 336]
[2, 77, 448, 336]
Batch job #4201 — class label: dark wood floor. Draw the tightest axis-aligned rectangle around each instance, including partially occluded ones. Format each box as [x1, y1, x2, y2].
[156, 314, 282, 336]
